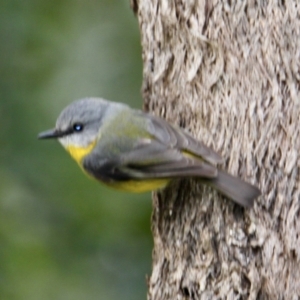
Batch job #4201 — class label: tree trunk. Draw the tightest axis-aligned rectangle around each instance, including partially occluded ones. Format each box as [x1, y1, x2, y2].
[132, 0, 300, 299]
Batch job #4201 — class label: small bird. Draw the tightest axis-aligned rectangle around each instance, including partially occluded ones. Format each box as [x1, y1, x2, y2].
[38, 98, 260, 207]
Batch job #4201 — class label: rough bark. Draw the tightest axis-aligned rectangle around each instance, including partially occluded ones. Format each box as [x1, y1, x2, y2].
[133, 0, 300, 299]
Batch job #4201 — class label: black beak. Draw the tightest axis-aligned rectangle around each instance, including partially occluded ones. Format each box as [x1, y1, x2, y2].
[38, 128, 62, 139]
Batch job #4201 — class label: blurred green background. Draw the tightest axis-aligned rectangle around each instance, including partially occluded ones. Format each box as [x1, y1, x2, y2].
[0, 0, 153, 299]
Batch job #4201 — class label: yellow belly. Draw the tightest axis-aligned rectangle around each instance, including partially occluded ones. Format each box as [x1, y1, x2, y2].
[65, 143, 169, 193]
[104, 178, 170, 193]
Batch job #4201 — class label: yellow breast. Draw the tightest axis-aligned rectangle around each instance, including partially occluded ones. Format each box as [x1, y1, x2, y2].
[105, 178, 170, 193]
[66, 141, 96, 164]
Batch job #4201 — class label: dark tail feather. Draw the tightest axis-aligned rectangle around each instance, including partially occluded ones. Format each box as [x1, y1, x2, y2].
[208, 170, 261, 208]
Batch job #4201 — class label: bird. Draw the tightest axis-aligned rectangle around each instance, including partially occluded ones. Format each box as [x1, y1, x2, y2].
[38, 97, 260, 207]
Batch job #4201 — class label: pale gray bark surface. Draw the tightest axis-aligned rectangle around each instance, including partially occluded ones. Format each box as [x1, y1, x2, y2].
[133, 1, 300, 299]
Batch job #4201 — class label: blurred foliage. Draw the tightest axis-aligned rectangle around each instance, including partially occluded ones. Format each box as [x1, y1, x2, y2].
[0, 0, 152, 299]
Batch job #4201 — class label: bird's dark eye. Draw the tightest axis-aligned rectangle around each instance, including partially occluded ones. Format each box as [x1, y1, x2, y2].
[73, 123, 83, 132]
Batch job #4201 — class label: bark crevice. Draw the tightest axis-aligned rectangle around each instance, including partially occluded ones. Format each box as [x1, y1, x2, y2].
[135, 1, 300, 299]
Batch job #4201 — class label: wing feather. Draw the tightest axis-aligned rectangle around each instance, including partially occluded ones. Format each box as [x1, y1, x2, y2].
[146, 114, 223, 164]
[119, 140, 217, 179]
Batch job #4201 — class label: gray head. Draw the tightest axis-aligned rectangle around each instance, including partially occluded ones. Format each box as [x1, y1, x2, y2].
[38, 98, 113, 149]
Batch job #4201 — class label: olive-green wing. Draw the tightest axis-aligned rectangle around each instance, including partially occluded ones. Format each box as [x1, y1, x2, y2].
[118, 139, 218, 179]
[144, 113, 223, 165]
[83, 136, 218, 182]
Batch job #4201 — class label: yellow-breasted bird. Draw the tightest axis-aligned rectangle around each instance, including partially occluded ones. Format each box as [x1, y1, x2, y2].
[38, 98, 260, 207]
